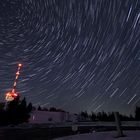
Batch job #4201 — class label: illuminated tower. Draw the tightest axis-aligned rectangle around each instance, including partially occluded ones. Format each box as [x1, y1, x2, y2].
[5, 63, 22, 102]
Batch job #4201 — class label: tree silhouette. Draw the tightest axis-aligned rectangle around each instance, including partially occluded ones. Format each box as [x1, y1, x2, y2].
[27, 102, 33, 113]
[49, 107, 57, 112]
[135, 106, 140, 121]
[80, 111, 89, 121]
[38, 105, 42, 111]
[91, 112, 96, 121]
[0, 97, 32, 125]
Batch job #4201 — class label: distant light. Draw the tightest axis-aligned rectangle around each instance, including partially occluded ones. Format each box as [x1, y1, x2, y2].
[33, 115, 35, 120]
[18, 63, 22, 67]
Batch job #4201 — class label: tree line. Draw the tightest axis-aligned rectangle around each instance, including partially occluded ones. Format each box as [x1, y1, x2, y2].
[37, 105, 140, 122]
[0, 98, 140, 126]
[79, 106, 140, 122]
[37, 105, 66, 112]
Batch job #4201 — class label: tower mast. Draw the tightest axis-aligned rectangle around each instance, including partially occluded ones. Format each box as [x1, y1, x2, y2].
[5, 63, 22, 102]
[11, 63, 22, 93]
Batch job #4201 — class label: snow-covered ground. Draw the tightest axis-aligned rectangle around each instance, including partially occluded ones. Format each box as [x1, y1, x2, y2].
[54, 131, 140, 140]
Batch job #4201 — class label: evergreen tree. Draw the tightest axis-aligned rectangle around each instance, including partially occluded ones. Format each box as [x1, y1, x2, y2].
[80, 111, 89, 120]
[0, 97, 32, 125]
[91, 112, 96, 121]
[38, 105, 42, 111]
[27, 102, 32, 113]
[135, 106, 140, 121]
[49, 107, 57, 112]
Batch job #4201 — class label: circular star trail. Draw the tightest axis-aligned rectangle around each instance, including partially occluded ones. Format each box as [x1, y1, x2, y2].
[0, 0, 140, 115]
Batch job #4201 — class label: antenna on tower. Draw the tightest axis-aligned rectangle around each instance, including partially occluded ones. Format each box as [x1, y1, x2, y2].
[12, 63, 22, 93]
[5, 63, 22, 102]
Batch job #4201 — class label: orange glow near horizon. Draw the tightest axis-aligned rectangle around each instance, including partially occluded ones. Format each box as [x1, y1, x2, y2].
[5, 91, 19, 101]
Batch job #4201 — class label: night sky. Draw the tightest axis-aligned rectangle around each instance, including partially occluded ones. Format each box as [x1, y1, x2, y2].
[0, 0, 140, 115]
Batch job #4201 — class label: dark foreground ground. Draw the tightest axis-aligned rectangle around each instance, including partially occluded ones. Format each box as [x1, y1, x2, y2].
[0, 124, 140, 140]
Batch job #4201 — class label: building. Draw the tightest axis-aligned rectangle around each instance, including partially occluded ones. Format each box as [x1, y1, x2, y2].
[29, 111, 78, 124]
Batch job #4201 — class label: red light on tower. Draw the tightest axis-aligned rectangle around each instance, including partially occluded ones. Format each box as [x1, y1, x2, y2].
[18, 63, 22, 67]
[16, 71, 20, 75]
[5, 91, 19, 102]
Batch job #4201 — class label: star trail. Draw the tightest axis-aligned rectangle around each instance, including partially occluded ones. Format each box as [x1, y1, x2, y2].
[0, 0, 140, 115]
